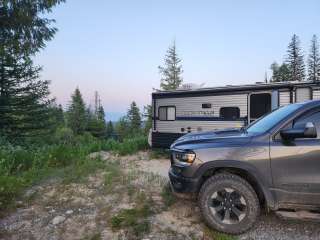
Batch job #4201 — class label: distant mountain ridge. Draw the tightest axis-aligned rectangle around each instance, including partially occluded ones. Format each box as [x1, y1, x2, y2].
[105, 112, 125, 122]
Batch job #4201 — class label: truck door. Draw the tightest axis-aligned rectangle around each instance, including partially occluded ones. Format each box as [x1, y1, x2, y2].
[270, 108, 320, 206]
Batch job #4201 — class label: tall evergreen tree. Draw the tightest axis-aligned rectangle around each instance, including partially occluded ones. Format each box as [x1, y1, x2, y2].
[86, 105, 107, 138]
[127, 101, 141, 132]
[158, 41, 183, 90]
[307, 35, 320, 82]
[106, 121, 114, 138]
[115, 117, 129, 140]
[0, 0, 64, 140]
[270, 62, 280, 82]
[143, 105, 152, 134]
[286, 34, 305, 82]
[67, 88, 87, 135]
[48, 102, 65, 131]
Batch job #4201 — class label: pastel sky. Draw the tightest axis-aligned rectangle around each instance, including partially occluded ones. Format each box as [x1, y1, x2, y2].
[34, 0, 320, 121]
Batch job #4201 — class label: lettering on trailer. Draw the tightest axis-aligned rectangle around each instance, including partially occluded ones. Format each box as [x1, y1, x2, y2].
[181, 111, 215, 116]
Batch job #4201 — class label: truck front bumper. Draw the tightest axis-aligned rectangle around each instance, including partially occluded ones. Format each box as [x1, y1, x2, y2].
[168, 167, 201, 194]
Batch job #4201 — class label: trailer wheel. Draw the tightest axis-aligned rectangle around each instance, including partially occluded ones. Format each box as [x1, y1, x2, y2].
[199, 173, 260, 234]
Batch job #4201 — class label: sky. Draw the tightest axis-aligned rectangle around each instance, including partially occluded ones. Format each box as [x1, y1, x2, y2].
[34, 0, 320, 121]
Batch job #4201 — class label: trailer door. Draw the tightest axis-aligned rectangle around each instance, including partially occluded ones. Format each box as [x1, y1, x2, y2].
[296, 88, 311, 103]
[249, 93, 271, 123]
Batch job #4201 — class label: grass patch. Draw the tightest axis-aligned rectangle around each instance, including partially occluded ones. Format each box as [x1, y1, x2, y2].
[0, 134, 149, 212]
[149, 149, 170, 159]
[204, 226, 238, 240]
[161, 183, 176, 209]
[81, 232, 101, 240]
[104, 162, 122, 189]
[62, 157, 106, 184]
[110, 192, 153, 238]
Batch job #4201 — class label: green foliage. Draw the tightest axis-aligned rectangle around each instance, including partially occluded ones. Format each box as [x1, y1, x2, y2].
[127, 101, 142, 132]
[204, 226, 237, 240]
[53, 127, 75, 145]
[110, 192, 152, 238]
[149, 149, 170, 159]
[270, 62, 290, 82]
[115, 117, 130, 140]
[161, 184, 176, 209]
[0, 0, 66, 56]
[87, 116, 107, 139]
[0, 134, 149, 211]
[0, 0, 65, 142]
[159, 41, 183, 90]
[67, 88, 87, 135]
[286, 34, 305, 82]
[104, 162, 121, 188]
[102, 136, 148, 155]
[307, 34, 320, 82]
[106, 121, 114, 138]
[143, 105, 152, 134]
[49, 103, 65, 128]
[0, 176, 24, 210]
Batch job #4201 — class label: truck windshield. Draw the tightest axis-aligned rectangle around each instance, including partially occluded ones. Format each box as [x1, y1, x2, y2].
[246, 103, 301, 134]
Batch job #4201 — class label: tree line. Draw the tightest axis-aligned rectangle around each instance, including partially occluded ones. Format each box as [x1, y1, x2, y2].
[2, 0, 319, 143]
[63, 87, 151, 141]
[0, 0, 154, 143]
[270, 34, 320, 83]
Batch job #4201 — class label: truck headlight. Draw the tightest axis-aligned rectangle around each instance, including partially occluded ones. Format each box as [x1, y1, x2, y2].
[175, 151, 196, 164]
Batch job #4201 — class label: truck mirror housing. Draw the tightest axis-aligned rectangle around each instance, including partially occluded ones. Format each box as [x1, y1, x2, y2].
[280, 122, 317, 140]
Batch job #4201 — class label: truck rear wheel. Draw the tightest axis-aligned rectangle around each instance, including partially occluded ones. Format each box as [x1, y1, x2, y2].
[198, 173, 260, 234]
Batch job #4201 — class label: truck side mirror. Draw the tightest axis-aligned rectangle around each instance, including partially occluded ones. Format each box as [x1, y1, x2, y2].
[280, 122, 317, 140]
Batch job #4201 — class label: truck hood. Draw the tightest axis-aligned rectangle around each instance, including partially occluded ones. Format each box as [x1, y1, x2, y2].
[171, 128, 253, 149]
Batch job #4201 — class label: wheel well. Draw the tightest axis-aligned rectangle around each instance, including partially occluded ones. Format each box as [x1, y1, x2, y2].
[201, 167, 266, 206]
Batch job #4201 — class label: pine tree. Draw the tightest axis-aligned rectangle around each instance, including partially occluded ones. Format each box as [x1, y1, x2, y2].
[127, 101, 141, 132]
[286, 34, 305, 82]
[0, 54, 52, 140]
[143, 105, 152, 134]
[278, 63, 291, 82]
[67, 88, 87, 135]
[0, 0, 64, 141]
[97, 105, 106, 122]
[106, 121, 114, 138]
[159, 41, 183, 90]
[307, 35, 320, 82]
[270, 62, 280, 82]
[270, 62, 291, 83]
[115, 117, 130, 140]
[48, 102, 65, 131]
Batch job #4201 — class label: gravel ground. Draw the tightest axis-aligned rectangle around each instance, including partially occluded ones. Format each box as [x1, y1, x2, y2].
[137, 157, 320, 240]
[1, 152, 320, 240]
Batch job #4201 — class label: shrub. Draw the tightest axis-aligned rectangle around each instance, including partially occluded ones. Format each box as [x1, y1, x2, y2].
[53, 127, 75, 145]
[0, 176, 24, 211]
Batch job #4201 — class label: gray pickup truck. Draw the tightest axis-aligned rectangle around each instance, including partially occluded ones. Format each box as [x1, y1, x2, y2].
[169, 100, 320, 234]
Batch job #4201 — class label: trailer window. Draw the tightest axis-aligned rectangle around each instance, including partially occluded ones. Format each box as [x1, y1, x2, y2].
[220, 107, 240, 120]
[202, 103, 212, 109]
[158, 106, 176, 121]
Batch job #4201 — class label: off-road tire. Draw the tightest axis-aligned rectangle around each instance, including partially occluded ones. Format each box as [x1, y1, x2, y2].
[199, 173, 260, 234]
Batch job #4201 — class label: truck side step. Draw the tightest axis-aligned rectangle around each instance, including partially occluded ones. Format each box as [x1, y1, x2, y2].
[276, 210, 320, 222]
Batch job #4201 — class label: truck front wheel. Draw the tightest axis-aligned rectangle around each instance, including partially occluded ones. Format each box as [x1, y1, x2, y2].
[198, 173, 260, 234]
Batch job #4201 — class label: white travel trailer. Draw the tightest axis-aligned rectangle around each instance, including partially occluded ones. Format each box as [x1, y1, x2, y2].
[150, 81, 320, 148]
